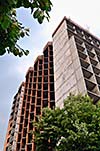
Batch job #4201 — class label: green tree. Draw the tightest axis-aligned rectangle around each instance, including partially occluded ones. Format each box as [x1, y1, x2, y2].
[0, 0, 52, 57]
[33, 94, 100, 151]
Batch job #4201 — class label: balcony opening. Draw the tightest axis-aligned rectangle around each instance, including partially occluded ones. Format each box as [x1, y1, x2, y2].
[32, 90, 36, 96]
[32, 97, 35, 104]
[28, 132, 32, 143]
[50, 62, 53, 68]
[44, 70, 48, 75]
[34, 71, 37, 76]
[27, 144, 32, 150]
[44, 49, 48, 57]
[33, 84, 36, 89]
[50, 92, 55, 100]
[39, 64, 42, 70]
[38, 83, 41, 89]
[50, 76, 54, 82]
[44, 57, 48, 63]
[44, 76, 48, 82]
[38, 77, 42, 82]
[37, 99, 41, 105]
[36, 107, 41, 115]
[37, 91, 41, 97]
[29, 122, 33, 130]
[39, 70, 42, 76]
[44, 63, 48, 69]
[31, 104, 34, 112]
[30, 113, 34, 121]
[43, 100, 48, 107]
[50, 50, 53, 56]
[43, 91, 48, 98]
[50, 69, 54, 75]
[43, 84, 48, 90]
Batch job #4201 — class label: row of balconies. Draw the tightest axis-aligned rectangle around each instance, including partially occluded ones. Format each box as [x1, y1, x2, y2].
[67, 21, 100, 49]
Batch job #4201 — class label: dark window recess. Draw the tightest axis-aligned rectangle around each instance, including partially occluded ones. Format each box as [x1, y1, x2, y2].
[32, 97, 35, 104]
[22, 101, 25, 108]
[44, 70, 48, 75]
[50, 50, 53, 56]
[34, 77, 37, 82]
[18, 133, 21, 141]
[37, 91, 41, 97]
[30, 77, 32, 83]
[50, 76, 54, 82]
[43, 100, 48, 107]
[38, 83, 41, 89]
[19, 124, 22, 132]
[34, 62, 37, 71]
[31, 104, 34, 112]
[30, 113, 34, 121]
[22, 139, 26, 148]
[29, 122, 33, 130]
[50, 92, 55, 100]
[44, 57, 48, 63]
[50, 56, 53, 62]
[44, 76, 48, 82]
[20, 116, 23, 123]
[27, 144, 32, 151]
[29, 83, 31, 88]
[43, 84, 48, 90]
[23, 129, 27, 137]
[39, 65, 42, 70]
[44, 63, 48, 69]
[36, 107, 41, 115]
[85, 43, 92, 51]
[44, 49, 48, 57]
[32, 90, 36, 96]
[34, 71, 37, 76]
[33, 84, 36, 89]
[26, 103, 29, 109]
[37, 99, 41, 105]
[25, 89, 27, 94]
[38, 77, 42, 82]
[39, 60, 42, 64]
[28, 133, 32, 143]
[50, 69, 54, 74]
[28, 96, 30, 102]
[50, 62, 53, 67]
[26, 76, 28, 82]
[24, 119, 28, 127]
[17, 144, 20, 150]
[50, 102, 55, 109]
[22, 108, 24, 115]
[39, 70, 42, 76]
[26, 111, 29, 118]
[43, 91, 48, 98]
[28, 89, 31, 95]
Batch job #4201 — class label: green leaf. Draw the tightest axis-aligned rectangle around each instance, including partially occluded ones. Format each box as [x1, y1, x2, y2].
[1, 15, 11, 29]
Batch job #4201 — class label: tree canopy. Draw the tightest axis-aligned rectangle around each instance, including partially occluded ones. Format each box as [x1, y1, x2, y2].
[33, 94, 100, 151]
[0, 0, 52, 57]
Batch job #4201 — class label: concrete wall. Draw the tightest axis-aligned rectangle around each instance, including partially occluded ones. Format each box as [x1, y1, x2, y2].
[53, 20, 86, 108]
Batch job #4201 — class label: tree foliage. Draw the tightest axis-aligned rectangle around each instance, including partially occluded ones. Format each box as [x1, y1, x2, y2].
[33, 94, 100, 151]
[0, 0, 52, 57]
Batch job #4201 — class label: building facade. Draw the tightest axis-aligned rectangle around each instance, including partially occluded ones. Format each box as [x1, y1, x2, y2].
[4, 42, 55, 151]
[4, 17, 100, 150]
[53, 17, 100, 108]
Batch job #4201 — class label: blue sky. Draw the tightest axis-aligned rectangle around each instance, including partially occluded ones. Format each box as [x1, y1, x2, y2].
[0, 0, 100, 150]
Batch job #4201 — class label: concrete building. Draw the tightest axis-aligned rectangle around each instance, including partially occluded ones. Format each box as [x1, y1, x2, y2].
[53, 17, 100, 108]
[4, 82, 25, 151]
[4, 42, 55, 151]
[4, 17, 100, 150]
